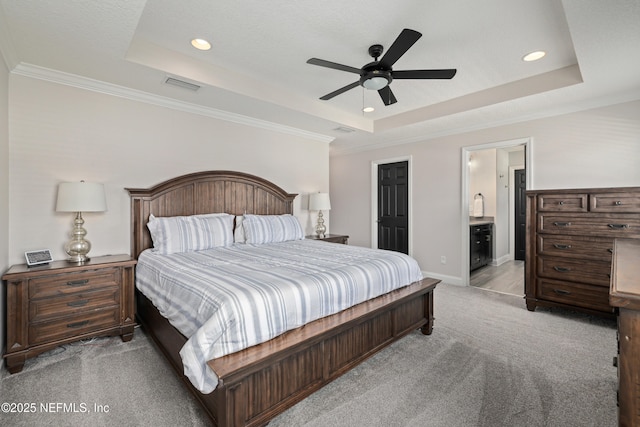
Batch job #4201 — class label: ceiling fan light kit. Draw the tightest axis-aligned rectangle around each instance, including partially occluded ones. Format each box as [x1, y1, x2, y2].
[362, 74, 391, 90]
[307, 28, 457, 106]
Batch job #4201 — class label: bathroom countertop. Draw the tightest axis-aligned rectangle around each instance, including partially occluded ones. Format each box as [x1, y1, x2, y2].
[470, 216, 494, 226]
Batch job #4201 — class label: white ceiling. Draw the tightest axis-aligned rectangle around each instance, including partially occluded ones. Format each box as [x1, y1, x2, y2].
[1, 0, 639, 153]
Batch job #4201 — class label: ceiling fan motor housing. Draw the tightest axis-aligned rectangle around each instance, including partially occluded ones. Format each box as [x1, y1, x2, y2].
[360, 62, 392, 90]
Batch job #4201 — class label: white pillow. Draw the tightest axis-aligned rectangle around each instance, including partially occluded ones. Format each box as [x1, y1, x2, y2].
[147, 213, 234, 254]
[242, 214, 304, 244]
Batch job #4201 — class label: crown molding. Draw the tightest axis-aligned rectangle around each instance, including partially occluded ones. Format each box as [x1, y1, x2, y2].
[11, 63, 335, 144]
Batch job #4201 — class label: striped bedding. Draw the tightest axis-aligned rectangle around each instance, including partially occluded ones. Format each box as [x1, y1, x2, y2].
[136, 239, 424, 393]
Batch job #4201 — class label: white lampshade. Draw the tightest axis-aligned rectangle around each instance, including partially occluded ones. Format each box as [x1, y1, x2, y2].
[309, 192, 331, 211]
[56, 182, 107, 212]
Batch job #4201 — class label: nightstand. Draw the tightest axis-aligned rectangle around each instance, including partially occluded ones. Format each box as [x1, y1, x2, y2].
[306, 234, 349, 244]
[2, 254, 137, 373]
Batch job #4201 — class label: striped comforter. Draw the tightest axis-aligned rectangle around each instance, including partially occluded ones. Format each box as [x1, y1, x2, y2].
[136, 239, 424, 393]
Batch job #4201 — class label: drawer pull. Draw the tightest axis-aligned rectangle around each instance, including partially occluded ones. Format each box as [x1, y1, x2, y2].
[66, 279, 89, 287]
[558, 201, 564, 206]
[553, 222, 571, 227]
[608, 224, 629, 229]
[553, 266, 571, 272]
[553, 289, 571, 295]
[67, 320, 89, 329]
[615, 201, 622, 205]
[553, 244, 572, 250]
[67, 299, 89, 308]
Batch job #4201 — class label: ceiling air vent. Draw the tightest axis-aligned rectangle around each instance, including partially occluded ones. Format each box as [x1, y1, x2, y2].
[164, 76, 201, 91]
[333, 126, 355, 133]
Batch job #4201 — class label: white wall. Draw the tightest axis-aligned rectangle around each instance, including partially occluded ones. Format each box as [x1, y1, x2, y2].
[330, 100, 640, 284]
[7, 75, 330, 265]
[0, 40, 9, 360]
[494, 148, 509, 262]
[469, 149, 496, 217]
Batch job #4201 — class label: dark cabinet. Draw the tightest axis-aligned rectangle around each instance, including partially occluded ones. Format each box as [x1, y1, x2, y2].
[470, 223, 492, 271]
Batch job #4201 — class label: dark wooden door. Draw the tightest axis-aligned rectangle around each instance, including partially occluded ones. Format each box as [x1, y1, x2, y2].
[378, 161, 409, 254]
[514, 168, 526, 261]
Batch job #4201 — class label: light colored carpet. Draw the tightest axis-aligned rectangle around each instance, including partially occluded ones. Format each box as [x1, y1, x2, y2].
[1, 283, 618, 426]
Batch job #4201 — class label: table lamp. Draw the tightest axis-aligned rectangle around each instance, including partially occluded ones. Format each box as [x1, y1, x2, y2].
[56, 181, 107, 263]
[309, 192, 331, 238]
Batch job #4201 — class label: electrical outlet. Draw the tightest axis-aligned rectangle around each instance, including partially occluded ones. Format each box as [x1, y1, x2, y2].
[440, 256, 447, 264]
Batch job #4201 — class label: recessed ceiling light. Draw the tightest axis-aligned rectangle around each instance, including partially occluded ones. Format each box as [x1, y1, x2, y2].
[523, 50, 546, 62]
[191, 38, 211, 51]
[363, 107, 375, 113]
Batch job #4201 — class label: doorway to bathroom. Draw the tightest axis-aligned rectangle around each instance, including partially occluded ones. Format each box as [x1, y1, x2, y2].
[461, 138, 532, 295]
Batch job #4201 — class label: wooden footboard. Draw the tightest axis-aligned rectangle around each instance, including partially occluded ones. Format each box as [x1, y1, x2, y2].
[137, 277, 438, 426]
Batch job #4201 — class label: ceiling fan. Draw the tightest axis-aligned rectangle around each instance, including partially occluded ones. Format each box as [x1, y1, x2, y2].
[307, 28, 457, 106]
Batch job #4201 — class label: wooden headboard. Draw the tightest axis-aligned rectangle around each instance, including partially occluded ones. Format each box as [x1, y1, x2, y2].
[126, 170, 297, 258]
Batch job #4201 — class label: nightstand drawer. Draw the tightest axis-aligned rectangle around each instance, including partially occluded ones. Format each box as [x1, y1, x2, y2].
[29, 268, 120, 299]
[29, 287, 120, 322]
[29, 307, 120, 345]
[321, 235, 348, 244]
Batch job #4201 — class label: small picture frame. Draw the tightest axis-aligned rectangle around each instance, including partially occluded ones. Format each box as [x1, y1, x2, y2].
[25, 249, 53, 266]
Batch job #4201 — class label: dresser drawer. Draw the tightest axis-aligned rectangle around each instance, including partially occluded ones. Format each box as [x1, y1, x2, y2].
[536, 278, 612, 313]
[538, 214, 640, 238]
[537, 193, 588, 212]
[29, 287, 120, 322]
[29, 307, 120, 345]
[538, 235, 614, 261]
[29, 268, 120, 299]
[537, 256, 612, 287]
[590, 191, 640, 213]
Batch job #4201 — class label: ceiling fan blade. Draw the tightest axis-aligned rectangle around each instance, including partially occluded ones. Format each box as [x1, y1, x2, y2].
[307, 58, 361, 74]
[378, 86, 397, 106]
[379, 29, 422, 68]
[392, 69, 457, 79]
[319, 81, 360, 100]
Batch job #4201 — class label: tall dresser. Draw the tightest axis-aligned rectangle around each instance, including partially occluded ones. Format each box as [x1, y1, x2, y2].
[525, 187, 640, 317]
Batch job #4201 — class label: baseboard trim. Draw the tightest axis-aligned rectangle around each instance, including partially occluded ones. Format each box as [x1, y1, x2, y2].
[422, 271, 463, 287]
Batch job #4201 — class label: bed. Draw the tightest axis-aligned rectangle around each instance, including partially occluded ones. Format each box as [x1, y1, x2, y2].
[127, 170, 439, 426]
